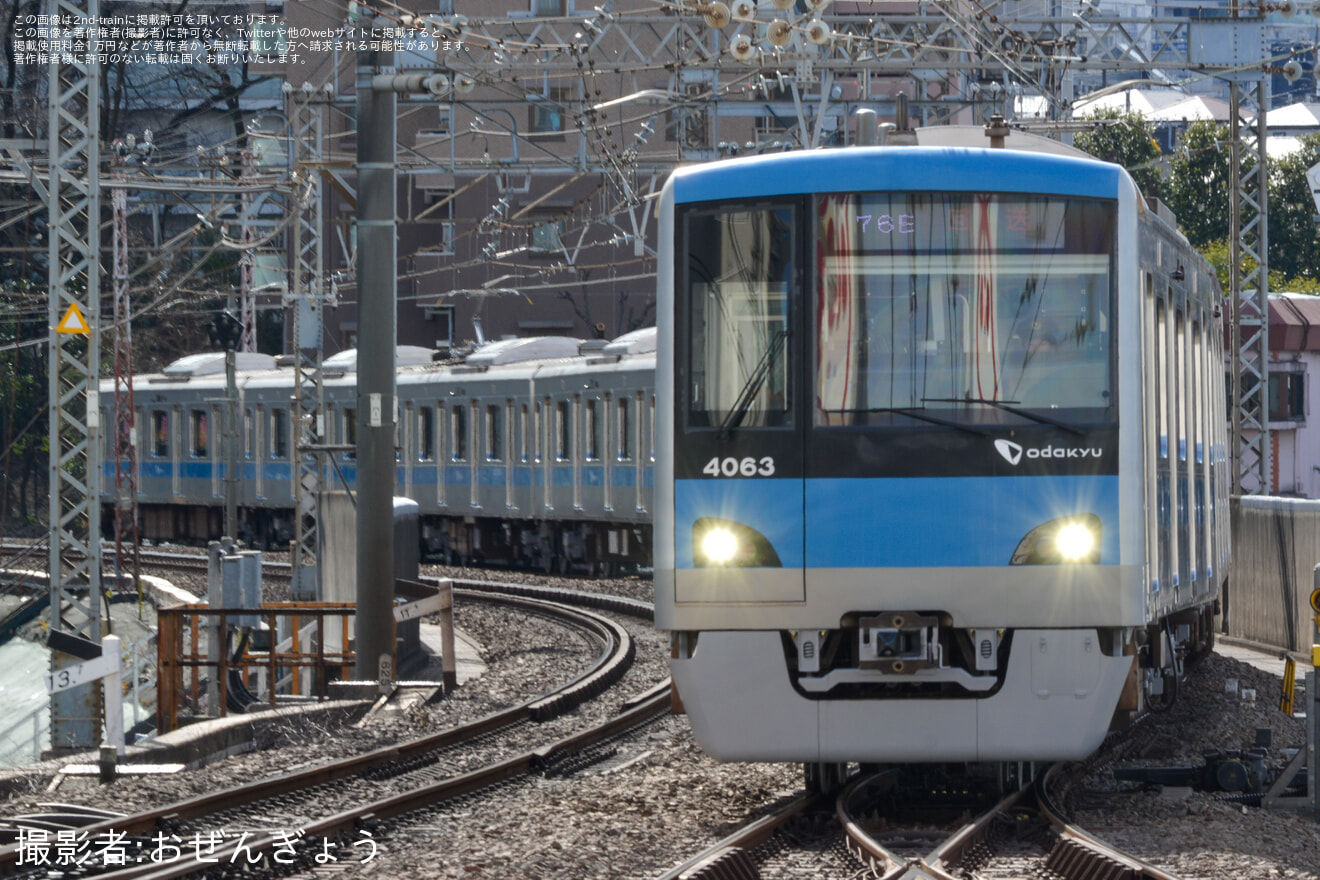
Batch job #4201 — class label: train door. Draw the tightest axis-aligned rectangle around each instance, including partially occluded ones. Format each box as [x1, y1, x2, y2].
[673, 201, 806, 604]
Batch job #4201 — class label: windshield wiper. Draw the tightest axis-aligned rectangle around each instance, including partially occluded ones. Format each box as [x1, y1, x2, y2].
[920, 397, 1087, 436]
[719, 329, 789, 439]
[837, 407, 991, 436]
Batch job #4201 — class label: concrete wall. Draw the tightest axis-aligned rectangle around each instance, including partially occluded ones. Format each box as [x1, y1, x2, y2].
[1229, 495, 1320, 653]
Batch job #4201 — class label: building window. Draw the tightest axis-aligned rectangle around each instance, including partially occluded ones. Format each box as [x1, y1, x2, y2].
[1270, 371, 1305, 422]
[271, 409, 289, 459]
[530, 87, 572, 133]
[190, 410, 208, 458]
[152, 410, 169, 458]
[250, 19, 288, 55]
[531, 218, 565, 254]
[426, 304, 455, 352]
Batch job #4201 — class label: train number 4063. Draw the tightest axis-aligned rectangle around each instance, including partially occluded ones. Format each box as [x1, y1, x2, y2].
[702, 456, 776, 477]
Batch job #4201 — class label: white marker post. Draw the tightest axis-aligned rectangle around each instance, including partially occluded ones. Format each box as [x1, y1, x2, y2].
[46, 634, 124, 759]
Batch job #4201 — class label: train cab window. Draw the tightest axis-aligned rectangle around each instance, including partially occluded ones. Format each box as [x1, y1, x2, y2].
[151, 410, 169, 458]
[418, 407, 435, 461]
[556, 400, 571, 461]
[486, 404, 503, 461]
[585, 400, 600, 461]
[812, 192, 1114, 426]
[189, 410, 209, 458]
[684, 205, 795, 429]
[617, 397, 632, 461]
[451, 405, 467, 461]
[270, 409, 289, 459]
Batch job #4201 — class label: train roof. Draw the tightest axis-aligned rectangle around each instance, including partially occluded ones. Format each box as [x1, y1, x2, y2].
[160, 351, 277, 377]
[667, 137, 1125, 205]
[321, 345, 434, 372]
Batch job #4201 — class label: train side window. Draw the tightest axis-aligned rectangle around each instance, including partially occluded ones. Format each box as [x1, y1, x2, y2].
[451, 405, 467, 461]
[343, 408, 357, 460]
[270, 409, 289, 459]
[243, 408, 254, 459]
[617, 397, 631, 461]
[520, 404, 530, 462]
[1192, 325, 1204, 460]
[649, 394, 656, 462]
[189, 409, 208, 458]
[1156, 301, 1168, 458]
[486, 404, 503, 461]
[556, 400, 571, 461]
[418, 406, 435, 461]
[152, 410, 169, 458]
[534, 401, 544, 463]
[1176, 310, 1187, 461]
[585, 399, 600, 461]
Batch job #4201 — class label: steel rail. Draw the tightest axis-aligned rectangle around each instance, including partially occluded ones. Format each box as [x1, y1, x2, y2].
[0, 587, 648, 873]
[651, 791, 820, 880]
[83, 689, 674, 880]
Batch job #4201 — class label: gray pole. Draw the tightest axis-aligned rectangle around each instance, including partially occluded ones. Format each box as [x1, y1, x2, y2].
[224, 349, 238, 539]
[354, 18, 397, 683]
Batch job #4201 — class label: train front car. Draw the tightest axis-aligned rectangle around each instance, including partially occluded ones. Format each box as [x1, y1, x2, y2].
[656, 140, 1217, 771]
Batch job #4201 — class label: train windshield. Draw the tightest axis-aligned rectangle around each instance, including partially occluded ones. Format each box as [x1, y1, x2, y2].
[814, 192, 1115, 427]
[685, 205, 795, 430]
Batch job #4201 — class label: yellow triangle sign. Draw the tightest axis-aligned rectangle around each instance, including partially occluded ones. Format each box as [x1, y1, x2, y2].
[56, 303, 90, 335]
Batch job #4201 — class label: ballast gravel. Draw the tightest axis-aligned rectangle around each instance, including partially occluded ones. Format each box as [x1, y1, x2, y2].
[0, 561, 1316, 879]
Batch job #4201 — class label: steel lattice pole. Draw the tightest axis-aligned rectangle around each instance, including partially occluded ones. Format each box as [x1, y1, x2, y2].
[46, 0, 103, 752]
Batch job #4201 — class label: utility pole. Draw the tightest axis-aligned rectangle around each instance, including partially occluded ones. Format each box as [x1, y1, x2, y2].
[285, 83, 331, 601]
[46, 0, 103, 752]
[110, 139, 141, 613]
[354, 9, 397, 684]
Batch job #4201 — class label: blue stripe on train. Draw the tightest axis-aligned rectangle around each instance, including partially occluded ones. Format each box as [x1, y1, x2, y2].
[675, 475, 1119, 569]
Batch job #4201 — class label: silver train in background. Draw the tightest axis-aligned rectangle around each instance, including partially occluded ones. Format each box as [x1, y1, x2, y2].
[101, 328, 657, 574]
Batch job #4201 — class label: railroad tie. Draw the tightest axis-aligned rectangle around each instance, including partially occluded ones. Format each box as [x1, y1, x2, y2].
[1043, 838, 1137, 880]
[679, 846, 760, 880]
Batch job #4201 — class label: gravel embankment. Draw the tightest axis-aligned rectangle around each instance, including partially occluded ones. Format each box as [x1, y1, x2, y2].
[2, 557, 1317, 878]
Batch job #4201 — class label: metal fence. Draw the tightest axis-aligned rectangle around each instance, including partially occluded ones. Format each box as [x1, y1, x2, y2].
[1229, 496, 1320, 654]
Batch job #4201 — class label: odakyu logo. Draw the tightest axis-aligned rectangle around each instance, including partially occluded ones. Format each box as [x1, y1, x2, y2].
[994, 439, 1023, 465]
[994, 439, 1103, 465]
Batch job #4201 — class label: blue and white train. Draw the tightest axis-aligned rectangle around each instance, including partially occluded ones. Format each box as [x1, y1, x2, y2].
[102, 330, 657, 573]
[654, 127, 1229, 779]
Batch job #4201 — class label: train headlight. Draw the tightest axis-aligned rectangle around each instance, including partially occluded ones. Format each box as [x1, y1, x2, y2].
[700, 527, 740, 565]
[692, 518, 782, 568]
[1010, 514, 1101, 565]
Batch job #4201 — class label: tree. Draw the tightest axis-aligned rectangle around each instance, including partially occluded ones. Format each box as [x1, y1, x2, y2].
[1267, 134, 1320, 281]
[1073, 108, 1163, 199]
[1165, 120, 1236, 249]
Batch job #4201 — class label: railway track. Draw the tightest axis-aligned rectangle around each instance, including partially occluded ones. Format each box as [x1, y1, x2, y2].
[0, 579, 667, 879]
[655, 760, 1187, 880]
